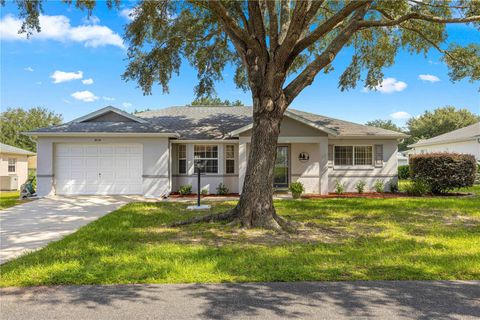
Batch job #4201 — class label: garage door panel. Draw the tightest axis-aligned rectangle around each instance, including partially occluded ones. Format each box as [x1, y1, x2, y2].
[55, 143, 143, 195]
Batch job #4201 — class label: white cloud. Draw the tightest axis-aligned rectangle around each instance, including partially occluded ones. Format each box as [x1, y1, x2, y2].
[103, 96, 115, 101]
[119, 8, 135, 21]
[71, 90, 99, 102]
[82, 15, 100, 25]
[122, 102, 133, 108]
[390, 111, 411, 120]
[365, 77, 407, 94]
[418, 74, 440, 82]
[51, 70, 83, 84]
[24, 66, 34, 72]
[82, 78, 94, 85]
[0, 14, 124, 49]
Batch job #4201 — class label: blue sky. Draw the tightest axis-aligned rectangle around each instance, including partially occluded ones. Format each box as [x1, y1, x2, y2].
[1, 2, 479, 126]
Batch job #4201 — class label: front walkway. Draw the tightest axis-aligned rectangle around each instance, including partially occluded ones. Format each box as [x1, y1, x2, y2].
[1, 281, 479, 319]
[0, 196, 134, 264]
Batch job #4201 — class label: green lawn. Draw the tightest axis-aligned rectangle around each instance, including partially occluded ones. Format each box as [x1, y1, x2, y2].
[1, 185, 479, 287]
[0, 191, 26, 210]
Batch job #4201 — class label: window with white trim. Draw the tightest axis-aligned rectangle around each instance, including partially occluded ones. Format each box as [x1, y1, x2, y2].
[194, 145, 218, 173]
[8, 158, 16, 173]
[334, 146, 373, 166]
[225, 145, 235, 174]
[178, 144, 187, 174]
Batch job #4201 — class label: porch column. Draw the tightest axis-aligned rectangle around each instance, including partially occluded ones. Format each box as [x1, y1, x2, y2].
[319, 136, 329, 195]
[238, 137, 248, 194]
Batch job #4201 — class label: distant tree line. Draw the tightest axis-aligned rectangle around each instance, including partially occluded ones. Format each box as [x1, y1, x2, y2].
[366, 106, 479, 151]
[0, 107, 62, 152]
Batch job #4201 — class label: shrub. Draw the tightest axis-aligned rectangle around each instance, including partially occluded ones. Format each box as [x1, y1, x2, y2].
[200, 188, 209, 196]
[178, 184, 192, 195]
[389, 180, 398, 193]
[216, 183, 229, 195]
[374, 180, 385, 193]
[355, 180, 366, 194]
[398, 165, 410, 180]
[289, 181, 305, 199]
[334, 180, 345, 195]
[404, 179, 430, 196]
[409, 153, 476, 194]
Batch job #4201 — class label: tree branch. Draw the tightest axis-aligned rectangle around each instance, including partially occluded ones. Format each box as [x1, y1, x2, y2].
[284, 6, 370, 105]
[286, 1, 370, 70]
[359, 12, 480, 28]
[208, 2, 256, 53]
[266, 0, 279, 53]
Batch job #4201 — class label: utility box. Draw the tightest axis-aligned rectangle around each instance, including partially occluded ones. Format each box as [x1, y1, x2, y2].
[0, 175, 18, 191]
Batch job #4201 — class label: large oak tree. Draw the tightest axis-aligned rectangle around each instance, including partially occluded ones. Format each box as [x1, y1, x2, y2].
[8, 0, 480, 230]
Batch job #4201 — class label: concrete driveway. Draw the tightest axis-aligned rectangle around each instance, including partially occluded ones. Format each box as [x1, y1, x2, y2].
[0, 196, 134, 264]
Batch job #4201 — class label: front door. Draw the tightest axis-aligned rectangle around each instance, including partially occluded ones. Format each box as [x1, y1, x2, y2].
[274, 146, 289, 188]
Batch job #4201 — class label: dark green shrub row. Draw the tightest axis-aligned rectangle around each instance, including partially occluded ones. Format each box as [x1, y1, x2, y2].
[398, 165, 410, 180]
[409, 153, 476, 194]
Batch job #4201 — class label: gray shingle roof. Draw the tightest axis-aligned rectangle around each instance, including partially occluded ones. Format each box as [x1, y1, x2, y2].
[28, 105, 407, 139]
[31, 121, 173, 134]
[409, 122, 480, 147]
[0, 143, 36, 156]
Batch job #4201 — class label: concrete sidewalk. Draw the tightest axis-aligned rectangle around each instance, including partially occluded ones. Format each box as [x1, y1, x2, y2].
[0, 196, 134, 263]
[1, 281, 479, 319]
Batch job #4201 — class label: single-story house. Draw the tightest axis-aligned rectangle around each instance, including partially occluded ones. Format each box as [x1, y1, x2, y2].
[397, 152, 408, 166]
[26, 106, 407, 197]
[0, 143, 36, 191]
[408, 122, 480, 160]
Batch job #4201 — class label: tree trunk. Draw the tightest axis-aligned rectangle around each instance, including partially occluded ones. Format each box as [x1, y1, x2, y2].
[235, 96, 286, 230]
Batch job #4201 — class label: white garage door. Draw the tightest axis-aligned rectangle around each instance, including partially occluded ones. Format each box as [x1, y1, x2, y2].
[55, 143, 143, 195]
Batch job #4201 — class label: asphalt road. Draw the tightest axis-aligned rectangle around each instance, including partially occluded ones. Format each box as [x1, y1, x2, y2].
[1, 281, 479, 319]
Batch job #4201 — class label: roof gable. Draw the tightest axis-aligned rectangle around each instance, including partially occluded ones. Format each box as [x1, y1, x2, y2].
[0, 143, 36, 156]
[73, 106, 147, 124]
[409, 122, 480, 148]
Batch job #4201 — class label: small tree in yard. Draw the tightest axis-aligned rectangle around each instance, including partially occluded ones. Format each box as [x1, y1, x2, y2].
[409, 153, 477, 194]
[9, 0, 480, 230]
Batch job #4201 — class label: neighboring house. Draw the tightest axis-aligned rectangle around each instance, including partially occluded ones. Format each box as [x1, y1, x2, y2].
[408, 122, 480, 160]
[26, 106, 406, 197]
[0, 143, 36, 191]
[397, 152, 408, 166]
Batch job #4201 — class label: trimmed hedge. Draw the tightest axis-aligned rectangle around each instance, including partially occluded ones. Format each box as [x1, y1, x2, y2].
[409, 153, 476, 194]
[398, 165, 410, 180]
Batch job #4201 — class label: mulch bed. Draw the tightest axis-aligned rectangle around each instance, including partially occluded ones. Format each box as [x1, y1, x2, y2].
[303, 192, 473, 199]
[168, 192, 473, 200]
[168, 193, 239, 198]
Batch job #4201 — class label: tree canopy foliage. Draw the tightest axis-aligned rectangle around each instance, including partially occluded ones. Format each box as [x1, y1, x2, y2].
[365, 119, 403, 132]
[7, 0, 480, 100]
[406, 105, 479, 141]
[366, 106, 479, 150]
[0, 107, 62, 152]
[189, 96, 244, 106]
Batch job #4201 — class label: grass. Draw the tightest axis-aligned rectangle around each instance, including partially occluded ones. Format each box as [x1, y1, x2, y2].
[0, 191, 27, 210]
[1, 185, 479, 286]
